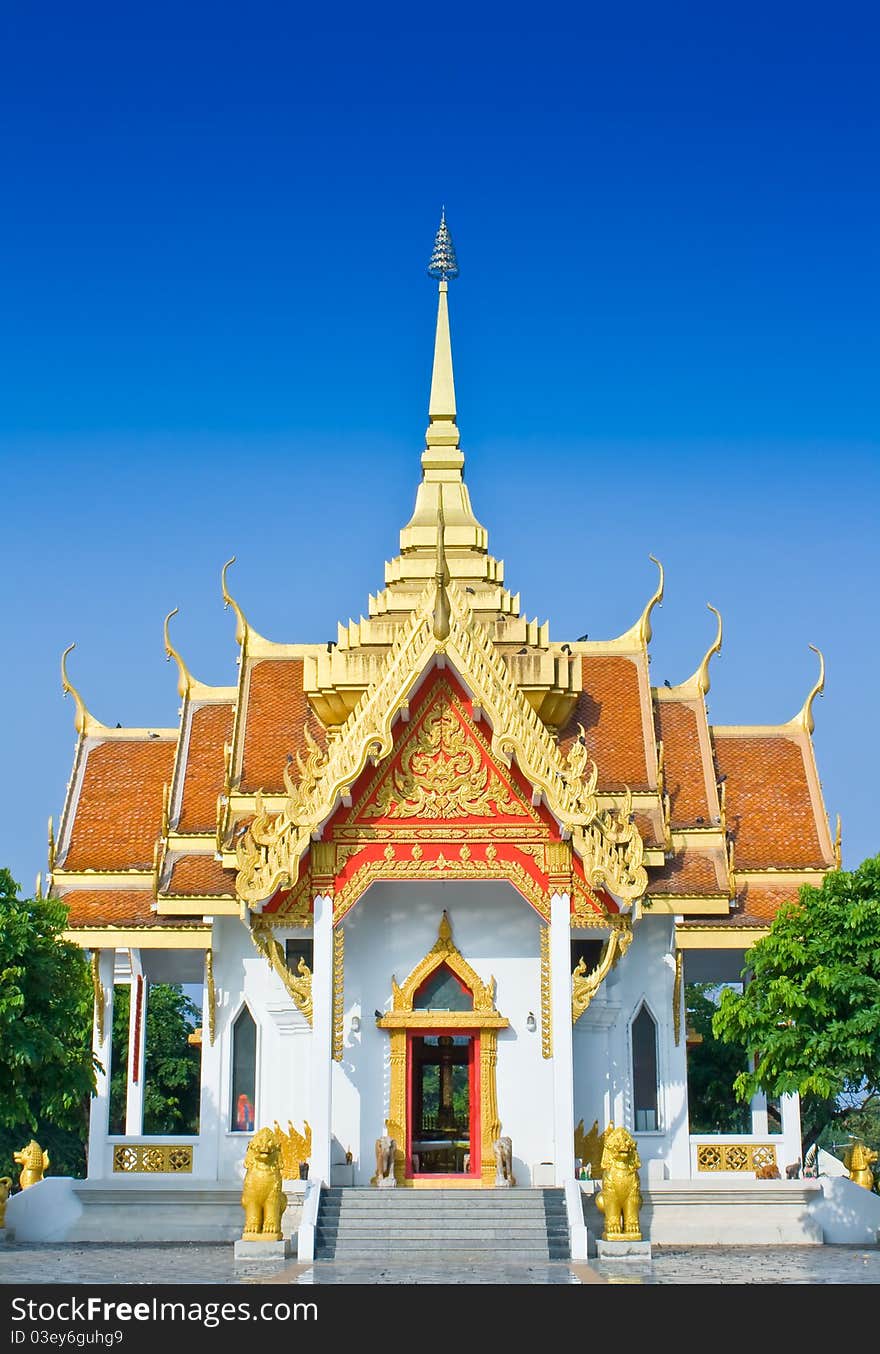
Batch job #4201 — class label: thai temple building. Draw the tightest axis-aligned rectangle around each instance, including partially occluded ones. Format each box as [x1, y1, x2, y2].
[31, 215, 848, 1251]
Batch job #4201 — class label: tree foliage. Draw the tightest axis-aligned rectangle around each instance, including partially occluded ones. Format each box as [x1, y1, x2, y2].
[712, 855, 880, 1119]
[0, 869, 96, 1181]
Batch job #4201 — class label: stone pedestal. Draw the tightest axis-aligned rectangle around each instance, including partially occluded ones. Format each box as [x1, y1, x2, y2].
[233, 1238, 291, 1263]
[597, 1239, 652, 1260]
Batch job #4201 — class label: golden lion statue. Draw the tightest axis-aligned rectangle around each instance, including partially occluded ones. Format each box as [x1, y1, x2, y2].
[595, 1124, 643, 1241]
[0, 1176, 12, 1227]
[240, 1127, 287, 1241]
[14, 1141, 49, 1190]
[845, 1142, 878, 1191]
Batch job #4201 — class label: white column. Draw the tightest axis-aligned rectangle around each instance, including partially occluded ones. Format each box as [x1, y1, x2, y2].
[87, 949, 115, 1179]
[549, 891, 576, 1184]
[780, 1092, 803, 1173]
[308, 894, 334, 1186]
[124, 953, 146, 1136]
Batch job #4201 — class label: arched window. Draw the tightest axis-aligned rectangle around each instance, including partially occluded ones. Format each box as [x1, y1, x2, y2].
[631, 1003, 659, 1131]
[231, 1006, 257, 1132]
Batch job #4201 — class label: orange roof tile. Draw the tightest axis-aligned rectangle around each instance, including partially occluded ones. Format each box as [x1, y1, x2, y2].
[656, 700, 712, 828]
[714, 732, 827, 870]
[733, 879, 804, 925]
[648, 849, 727, 896]
[240, 659, 327, 794]
[558, 656, 650, 792]
[56, 889, 201, 929]
[166, 854, 235, 897]
[177, 703, 233, 833]
[64, 739, 175, 871]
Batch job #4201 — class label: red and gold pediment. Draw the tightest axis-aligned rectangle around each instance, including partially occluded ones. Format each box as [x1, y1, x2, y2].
[345, 671, 541, 828]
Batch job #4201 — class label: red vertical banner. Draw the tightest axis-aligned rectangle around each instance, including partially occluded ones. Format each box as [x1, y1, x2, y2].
[132, 974, 144, 1084]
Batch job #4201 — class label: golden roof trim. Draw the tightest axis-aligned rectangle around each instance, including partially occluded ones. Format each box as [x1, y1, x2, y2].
[790, 644, 825, 735]
[64, 928, 212, 950]
[655, 604, 723, 701]
[61, 644, 111, 737]
[601, 555, 664, 650]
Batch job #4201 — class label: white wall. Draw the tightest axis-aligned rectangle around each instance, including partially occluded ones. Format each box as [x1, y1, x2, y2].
[573, 914, 690, 1179]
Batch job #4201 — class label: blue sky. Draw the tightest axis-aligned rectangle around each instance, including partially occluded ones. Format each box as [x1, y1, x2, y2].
[1, 6, 877, 891]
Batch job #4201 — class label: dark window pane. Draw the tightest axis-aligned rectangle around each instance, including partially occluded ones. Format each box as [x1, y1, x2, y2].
[413, 964, 473, 1011]
[632, 1005, 658, 1130]
[231, 1007, 257, 1132]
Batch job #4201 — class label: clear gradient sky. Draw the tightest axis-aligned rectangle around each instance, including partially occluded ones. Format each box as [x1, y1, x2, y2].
[1, 6, 878, 893]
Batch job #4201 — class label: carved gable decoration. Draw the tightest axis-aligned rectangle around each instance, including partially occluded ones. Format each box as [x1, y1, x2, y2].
[354, 676, 532, 824]
[389, 910, 498, 1016]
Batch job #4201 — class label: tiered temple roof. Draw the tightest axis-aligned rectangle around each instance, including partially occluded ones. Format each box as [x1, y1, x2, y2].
[49, 232, 838, 948]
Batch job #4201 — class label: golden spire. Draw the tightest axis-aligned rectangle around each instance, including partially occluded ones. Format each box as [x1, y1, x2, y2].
[398, 213, 488, 567]
[424, 210, 461, 456]
[221, 556, 250, 649]
[432, 499, 451, 642]
[163, 608, 193, 700]
[60, 643, 108, 736]
[793, 644, 825, 734]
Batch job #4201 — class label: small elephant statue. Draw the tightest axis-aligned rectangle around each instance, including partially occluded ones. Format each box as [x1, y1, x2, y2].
[14, 1141, 49, 1190]
[240, 1127, 287, 1241]
[493, 1135, 516, 1187]
[374, 1133, 397, 1188]
[595, 1124, 643, 1241]
[0, 1177, 13, 1227]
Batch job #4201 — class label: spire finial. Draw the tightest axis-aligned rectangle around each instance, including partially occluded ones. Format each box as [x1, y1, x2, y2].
[427, 208, 459, 282]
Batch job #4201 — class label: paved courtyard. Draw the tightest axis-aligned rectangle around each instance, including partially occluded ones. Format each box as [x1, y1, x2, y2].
[0, 1240, 879, 1285]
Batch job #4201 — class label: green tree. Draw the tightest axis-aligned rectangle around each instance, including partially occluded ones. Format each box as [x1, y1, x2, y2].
[712, 853, 880, 1156]
[0, 869, 96, 1182]
[685, 983, 751, 1134]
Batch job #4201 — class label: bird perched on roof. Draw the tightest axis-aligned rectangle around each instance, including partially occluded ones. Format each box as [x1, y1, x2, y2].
[663, 679, 672, 688]
[561, 643, 572, 655]
[576, 633, 589, 641]
[517, 647, 527, 654]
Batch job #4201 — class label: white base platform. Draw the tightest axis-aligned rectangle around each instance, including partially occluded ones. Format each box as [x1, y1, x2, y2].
[5, 1177, 306, 1244]
[582, 1177, 824, 1245]
[233, 1238, 291, 1261]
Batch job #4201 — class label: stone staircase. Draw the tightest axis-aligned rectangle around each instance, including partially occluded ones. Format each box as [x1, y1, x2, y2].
[314, 1186, 570, 1262]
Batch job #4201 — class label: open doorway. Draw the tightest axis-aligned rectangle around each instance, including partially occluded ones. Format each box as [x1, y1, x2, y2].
[408, 1033, 478, 1177]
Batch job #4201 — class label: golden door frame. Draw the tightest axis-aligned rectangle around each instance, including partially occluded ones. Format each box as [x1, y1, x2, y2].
[375, 911, 509, 1188]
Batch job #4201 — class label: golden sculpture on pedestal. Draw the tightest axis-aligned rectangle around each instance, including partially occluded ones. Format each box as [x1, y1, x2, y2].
[373, 1131, 397, 1188]
[240, 1127, 287, 1242]
[595, 1125, 643, 1241]
[0, 1176, 12, 1226]
[14, 1141, 49, 1190]
[844, 1142, 878, 1191]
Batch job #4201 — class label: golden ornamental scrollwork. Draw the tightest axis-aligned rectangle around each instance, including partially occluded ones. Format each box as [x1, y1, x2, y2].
[572, 918, 633, 1023]
[250, 921, 313, 1025]
[672, 949, 683, 1046]
[333, 926, 344, 1062]
[205, 949, 216, 1045]
[272, 1120, 312, 1178]
[90, 951, 105, 1044]
[362, 697, 527, 820]
[540, 924, 552, 1059]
